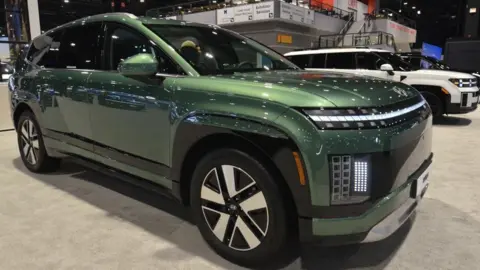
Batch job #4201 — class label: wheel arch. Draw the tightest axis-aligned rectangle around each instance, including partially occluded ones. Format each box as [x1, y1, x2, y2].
[12, 102, 34, 130]
[170, 114, 312, 217]
[410, 84, 449, 112]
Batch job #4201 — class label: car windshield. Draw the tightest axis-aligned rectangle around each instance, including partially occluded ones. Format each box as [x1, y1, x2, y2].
[147, 24, 300, 75]
[376, 52, 413, 71]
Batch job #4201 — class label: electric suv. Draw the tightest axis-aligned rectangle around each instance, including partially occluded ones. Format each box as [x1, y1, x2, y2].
[10, 13, 433, 268]
[285, 48, 479, 116]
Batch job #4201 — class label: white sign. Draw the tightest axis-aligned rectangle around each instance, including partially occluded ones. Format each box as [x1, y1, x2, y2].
[280, 2, 314, 24]
[217, 1, 274, 25]
[253, 1, 274, 21]
[387, 20, 417, 43]
[348, 0, 358, 10]
[234, 5, 254, 23]
[165, 15, 177, 20]
[304, 9, 314, 24]
[217, 7, 235, 24]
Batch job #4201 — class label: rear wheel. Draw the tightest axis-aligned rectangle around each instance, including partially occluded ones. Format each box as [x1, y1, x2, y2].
[421, 92, 444, 117]
[17, 111, 61, 173]
[190, 148, 296, 268]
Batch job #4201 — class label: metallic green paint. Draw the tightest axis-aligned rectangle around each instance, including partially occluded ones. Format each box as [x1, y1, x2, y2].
[312, 179, 413, 236]
[118, 53, 158, 76]
[10, 13, 433, 242]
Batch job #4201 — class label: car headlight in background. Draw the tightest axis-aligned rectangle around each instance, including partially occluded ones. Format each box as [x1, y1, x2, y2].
[330, 154, 371, 205]
[450, 78, 477, 88]
[302, 98, 427, 130]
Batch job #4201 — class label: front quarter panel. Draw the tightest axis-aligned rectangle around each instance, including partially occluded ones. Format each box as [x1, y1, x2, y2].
[9, 69, 44, 128]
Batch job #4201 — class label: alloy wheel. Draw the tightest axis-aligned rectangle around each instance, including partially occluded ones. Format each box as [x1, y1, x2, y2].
[19, 119, 40, 165]
[200, 165, 269, 251]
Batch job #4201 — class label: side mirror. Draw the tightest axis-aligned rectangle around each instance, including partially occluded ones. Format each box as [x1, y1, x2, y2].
[118, 53, 158, 76]
[380, 63, 395, 75]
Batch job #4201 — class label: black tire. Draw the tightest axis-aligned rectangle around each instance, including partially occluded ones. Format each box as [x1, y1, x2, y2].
[17, 111, 61, 173]
[190, 148, 297, 268]
[421, 92, 444, 117]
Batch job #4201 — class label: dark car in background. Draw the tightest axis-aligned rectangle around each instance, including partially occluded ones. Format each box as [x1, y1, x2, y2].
[398, 52, 480, 79]
[0, 62, 13, 81]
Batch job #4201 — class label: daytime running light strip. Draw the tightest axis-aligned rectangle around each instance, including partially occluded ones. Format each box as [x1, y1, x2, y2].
[309, 100, 426, 122]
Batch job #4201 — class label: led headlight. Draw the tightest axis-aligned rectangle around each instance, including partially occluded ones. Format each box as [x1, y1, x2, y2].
[450, 78, 477, 88]
[330, 155, 371, 205]
[302, 98, 428, 130]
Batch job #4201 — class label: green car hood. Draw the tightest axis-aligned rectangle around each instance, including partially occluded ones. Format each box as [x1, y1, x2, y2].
[191, 70, 419, 108]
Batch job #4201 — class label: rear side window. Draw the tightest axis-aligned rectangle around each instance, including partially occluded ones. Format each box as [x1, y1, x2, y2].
[312, 54, 326, 68]
[325, 53, 355, 69]
[287, 54, 311, 68]
[57, 23, 102, 69]
[27, 31, 63, 68]
[356, 52, 384, 70]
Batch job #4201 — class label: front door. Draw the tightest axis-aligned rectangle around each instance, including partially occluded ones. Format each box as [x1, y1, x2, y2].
[87, 23, 182, 184]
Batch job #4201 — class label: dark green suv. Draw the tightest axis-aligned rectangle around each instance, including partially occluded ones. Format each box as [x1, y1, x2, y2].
[9, 13, 433, 268]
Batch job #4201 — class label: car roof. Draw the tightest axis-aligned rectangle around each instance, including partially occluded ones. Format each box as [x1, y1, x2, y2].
[42, 12, 213, 37]
[396, 52, 422, 56]
[284, 48, 390, 56]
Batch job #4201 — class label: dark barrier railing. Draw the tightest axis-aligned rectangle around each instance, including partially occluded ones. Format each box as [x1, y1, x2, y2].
[315, 31, 396, 50]
[146, 0, 352, 21]
[374, 8, 416, 29]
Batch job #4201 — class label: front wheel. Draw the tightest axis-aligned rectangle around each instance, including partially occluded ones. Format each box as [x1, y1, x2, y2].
[421, 92, 444, 117]
[190, 148, 296, 268]
[17, 111, 61, 173]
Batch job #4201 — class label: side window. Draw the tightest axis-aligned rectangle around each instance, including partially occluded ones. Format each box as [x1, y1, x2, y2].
[408, 57, 423, 68]
[312, 54, 326, 68]
[27, 31, 63, 68]
[287, 55, 311, 68]
[356, 52, 386, 70]
[107, 25, 179, 74]
[58, 23, 102, 69]
[325, 53, 355, 69]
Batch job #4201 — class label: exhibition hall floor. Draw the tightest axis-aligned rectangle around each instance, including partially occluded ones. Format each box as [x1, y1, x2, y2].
[0, 111, 479, 269]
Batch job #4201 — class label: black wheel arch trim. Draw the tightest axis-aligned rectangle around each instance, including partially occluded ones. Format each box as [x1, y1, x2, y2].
[170, 114, 313, 217]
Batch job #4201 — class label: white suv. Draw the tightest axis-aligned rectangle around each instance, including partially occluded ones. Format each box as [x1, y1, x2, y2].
[285, 48, 479, 116]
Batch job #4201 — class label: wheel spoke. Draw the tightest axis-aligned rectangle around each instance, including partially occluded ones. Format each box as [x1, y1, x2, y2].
[202, 200, 227, 213]
[21, 125, 29, 140]
[212, 212, 230, 241]
[240, 191, 267, 213]
[30, 148, 37, 164]
[233, 184, 260, 203]
[28, 120, 35, 138]
[221, 165, 238, 198]
[201, 185, 225, 205]
[26, 147, 32, 163]
[21, 135, 29, 145]
[223, 215, 237, 245]
[31, 138, 39, 149]
[232, 216, 261, 249]
[22, 143, 30, 157]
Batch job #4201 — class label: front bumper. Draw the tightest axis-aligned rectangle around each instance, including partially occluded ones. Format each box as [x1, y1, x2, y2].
[299, 154, 432, 245]
[446, 90, 479, 114]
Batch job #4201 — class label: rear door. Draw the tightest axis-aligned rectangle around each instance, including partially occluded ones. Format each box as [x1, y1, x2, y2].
[32, 23, 102, 156]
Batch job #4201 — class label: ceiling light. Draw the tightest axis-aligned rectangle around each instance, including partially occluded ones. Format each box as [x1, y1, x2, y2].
[64, 0, 69, 2]
[399, 9, 402, 13]
[404, 2, 408, 5]
[140, 0, 144, 2]
[412, 6, 416, 9]
[417, 10, 421, 15]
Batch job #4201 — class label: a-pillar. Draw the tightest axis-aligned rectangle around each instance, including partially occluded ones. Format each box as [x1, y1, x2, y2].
[27, 0, 41, 39]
